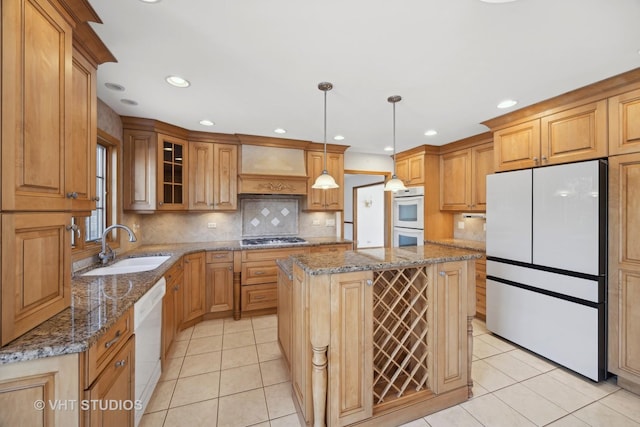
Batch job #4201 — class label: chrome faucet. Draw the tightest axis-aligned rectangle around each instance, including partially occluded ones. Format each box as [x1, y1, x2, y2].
[98, 224, 137, 264]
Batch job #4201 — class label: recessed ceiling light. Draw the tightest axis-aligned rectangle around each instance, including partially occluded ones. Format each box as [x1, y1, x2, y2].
[139, 0, 161, 3]
[199, 120, 214, 126]
[165, 75, 190, 88]
[333, 135, 345, 141]
[497, 99, 518, 109]
[384, 146, 394, 152]
[120, 99, 138, 106]
[104, 82, 125, 91]
[424, 129, 438, 136]
[479, 0, 518, 3]
[274, 128, 286, 134]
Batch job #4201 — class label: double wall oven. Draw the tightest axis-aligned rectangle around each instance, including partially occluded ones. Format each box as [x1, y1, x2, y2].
[392, 187, 424, 247]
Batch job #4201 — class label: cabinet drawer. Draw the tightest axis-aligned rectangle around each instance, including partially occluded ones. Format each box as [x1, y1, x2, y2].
[309, 243, 353, 254]
[241, 284, 277, 311]
[85, 307, 133, 387]
[206, 251, 233, 263]
[241, 247, 308, 263]
[242, 261, 278, 285]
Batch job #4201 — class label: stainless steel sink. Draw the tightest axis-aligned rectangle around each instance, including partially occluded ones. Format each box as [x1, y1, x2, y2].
[82, 255, 171, 276]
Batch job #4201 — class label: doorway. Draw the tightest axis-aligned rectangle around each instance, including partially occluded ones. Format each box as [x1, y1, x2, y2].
[343, 170, 391, 248]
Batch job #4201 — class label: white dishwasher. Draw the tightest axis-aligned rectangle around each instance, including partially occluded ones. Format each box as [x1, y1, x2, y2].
[134, 277, 166, 426]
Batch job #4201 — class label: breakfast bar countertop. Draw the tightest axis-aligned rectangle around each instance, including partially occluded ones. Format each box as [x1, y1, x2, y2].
[424, 238, 486, 253]
[0, 237, 352, 365]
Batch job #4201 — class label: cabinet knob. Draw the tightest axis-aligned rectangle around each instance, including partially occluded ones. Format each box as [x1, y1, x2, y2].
[91, 196, 100, 202]
[114, 359, 127, 368]
[228, 266, 232, 271]
[159, 201, 164, 206]
[66, 192, 78, 199]
[173, 285, 179, 291]
[533, 157, 539, 164]
[439, 271, 446, 277]
[66, 224, 80, 238]
[366, 279, 373, 286]
[542, 156, 548, 162]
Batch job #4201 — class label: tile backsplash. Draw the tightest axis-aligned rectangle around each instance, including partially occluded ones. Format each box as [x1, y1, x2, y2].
[452, 213, 486, 241]
[139, 197, 337, 244]
[241, 198, 298, 236]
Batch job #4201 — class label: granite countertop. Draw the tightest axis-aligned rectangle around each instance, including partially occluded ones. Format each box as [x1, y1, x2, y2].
[275, 258, 294, 280]
[424, 238, 486, 253]
[292, 243, 483, 276]
[0, 237, 352, 365]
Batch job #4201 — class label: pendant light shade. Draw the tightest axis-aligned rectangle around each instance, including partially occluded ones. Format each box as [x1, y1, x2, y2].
[384, 95, 408, 192]
[312, 82, 340, 190]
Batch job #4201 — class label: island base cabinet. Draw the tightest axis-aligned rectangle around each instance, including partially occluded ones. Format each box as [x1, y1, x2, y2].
[0, 353, 80, 427]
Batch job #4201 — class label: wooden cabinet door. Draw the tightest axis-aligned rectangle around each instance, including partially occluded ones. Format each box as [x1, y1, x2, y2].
[608, 153, 640, 387]
[541, 100, 608, 165]
[328, 271, 373, 426]
[307, 151, 326, 210]
[493, 120, 541, 172]
[433, 261, 468, 393]
[291, 266, 312, 422]
[609, 88, 640, 155]
[324, 153, 344, 210]
[162, 284, 176, 363]
[1, 213, 71, 346]
[407, 153, 425, 185]
[0, 353, 79, 427]
[188, 141, 214, 210]
[157, 133, 189, 210]
[470, 142, 494, 211]
[68, 47, 97, 213]
[183, 252, 206, 323]
[213, 143, 238, 210]
[206, 262, 233, 312]
[123, 130, 156, 211]
[86, 336, 135, 427]
[440, 149, 471, 211]
[2, 0, 72, 211]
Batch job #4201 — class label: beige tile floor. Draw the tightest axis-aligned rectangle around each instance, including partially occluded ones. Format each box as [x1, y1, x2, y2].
[140, 315, 640, 427]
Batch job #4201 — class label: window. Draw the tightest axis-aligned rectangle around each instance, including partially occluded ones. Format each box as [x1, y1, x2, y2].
[72, 130, 119, 258]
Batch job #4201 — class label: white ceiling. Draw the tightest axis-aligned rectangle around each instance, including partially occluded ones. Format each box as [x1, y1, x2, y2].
[89, 0, 640, 154]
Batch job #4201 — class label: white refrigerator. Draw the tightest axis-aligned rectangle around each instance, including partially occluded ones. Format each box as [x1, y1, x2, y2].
[486, 159, 607, 381]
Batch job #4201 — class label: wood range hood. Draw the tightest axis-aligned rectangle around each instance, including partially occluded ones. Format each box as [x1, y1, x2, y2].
[236, 134, 348, 195]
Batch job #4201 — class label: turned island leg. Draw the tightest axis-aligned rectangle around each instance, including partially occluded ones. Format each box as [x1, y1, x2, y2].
[312, 345, 328, 427]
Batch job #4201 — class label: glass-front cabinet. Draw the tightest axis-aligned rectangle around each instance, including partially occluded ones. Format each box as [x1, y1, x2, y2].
[157, 133, 188, 210]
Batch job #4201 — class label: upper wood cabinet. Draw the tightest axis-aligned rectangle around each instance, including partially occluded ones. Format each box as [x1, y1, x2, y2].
[1, 0, 73, 211]
[157, 133, 189, 211]
[306, 151, 344, 211]
[609, 88, 640, 156]
[493, 100, 607, 172]
[396, 152, 425, 186]
[189, 142, 238, 211]
[123, 129, 157, 212]
[440, 142, 493, 211]
[69, 47, 98, 213]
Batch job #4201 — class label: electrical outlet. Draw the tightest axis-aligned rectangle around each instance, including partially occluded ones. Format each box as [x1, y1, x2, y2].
[312, 219, 321, 226]
[207, 222, 217, 229]
[457, 221, 465, 229]
[325, 219, 336, 226]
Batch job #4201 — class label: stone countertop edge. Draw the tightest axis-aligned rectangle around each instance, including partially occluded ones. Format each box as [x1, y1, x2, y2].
[291, 243, 483, 276]
[0, 237, 352, 365]
[424, 238, 486, 253]
[275, 258, 294, 280]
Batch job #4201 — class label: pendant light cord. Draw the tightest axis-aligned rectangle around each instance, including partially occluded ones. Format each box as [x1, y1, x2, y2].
[323, 88, 328, 172]
[392, 100, 397, 175]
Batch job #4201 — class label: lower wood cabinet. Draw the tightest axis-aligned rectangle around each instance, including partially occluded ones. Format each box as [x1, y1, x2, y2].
[182, 252, 206, 325]
[162, 259, 183, 363]
[205, 251, 233, 314]
[475, 257, 487, 320]
[1, 212, 72, 346]
[0, 353, 80, 427]
[85, 336, 135, 427]
[277, 265, 293, 370]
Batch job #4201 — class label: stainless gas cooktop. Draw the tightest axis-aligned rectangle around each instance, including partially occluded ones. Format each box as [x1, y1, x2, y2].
[240, 237, 307, 247]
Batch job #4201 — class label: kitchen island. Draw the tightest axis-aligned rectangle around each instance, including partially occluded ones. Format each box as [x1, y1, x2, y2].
[284, 244, 482, 427]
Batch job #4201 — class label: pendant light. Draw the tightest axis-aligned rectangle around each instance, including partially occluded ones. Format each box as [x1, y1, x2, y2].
[312, 82, 339, 189]
[384, 95, 408, 192]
